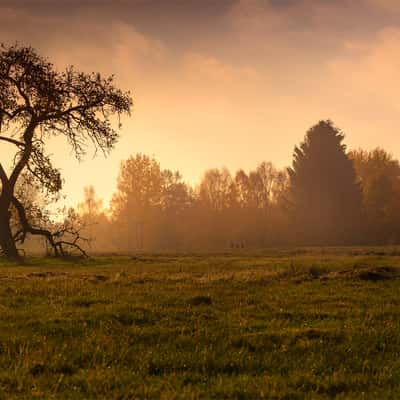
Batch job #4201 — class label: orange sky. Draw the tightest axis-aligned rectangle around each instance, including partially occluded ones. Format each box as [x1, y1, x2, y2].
[1, 0, 400, 208]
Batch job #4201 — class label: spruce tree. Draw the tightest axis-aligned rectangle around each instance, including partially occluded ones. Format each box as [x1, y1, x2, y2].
[288, 120, 362, 244]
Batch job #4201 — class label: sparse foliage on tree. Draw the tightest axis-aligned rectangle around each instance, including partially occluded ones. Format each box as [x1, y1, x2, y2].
[0, 44, 132, 259]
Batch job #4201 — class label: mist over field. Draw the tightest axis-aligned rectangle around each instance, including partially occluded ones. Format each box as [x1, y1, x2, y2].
[2, 1, 400, 254]
[18, 123, 400, 255]
[1, 1, 400, 399]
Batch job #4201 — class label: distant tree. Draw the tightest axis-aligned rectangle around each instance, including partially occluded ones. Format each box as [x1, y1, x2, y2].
[349, 148, 400, 243]
[110, 154, 162, 250]
[111, 154, 163, 218]
[0, 44, 132, 259]
[160, 170, 193, 215]
[288, 120, 362, 244]
[198, 168, 236, 211]
[110, 154, 193, 250]
[233, 164, 289, 246]
[77, 186, 104, 217]
[159, 170, 194, 248]
[241, 162, 286, 209]
[76, 185, 112, 252]
[234, 169, 251, 208]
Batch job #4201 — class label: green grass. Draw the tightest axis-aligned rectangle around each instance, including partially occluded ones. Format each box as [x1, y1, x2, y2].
[0, 248, 399, 399]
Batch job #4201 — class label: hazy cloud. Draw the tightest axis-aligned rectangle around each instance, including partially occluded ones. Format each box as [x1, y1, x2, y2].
[2, 0, 400, 206]
[329, 26, 400, 109]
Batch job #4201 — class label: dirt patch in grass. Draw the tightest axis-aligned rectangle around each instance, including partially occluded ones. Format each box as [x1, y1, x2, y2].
[189, 295, 213, 306]
[26, 271, 67, 279]
[357, 266, 399, 281]
[323, 266, 400, 281]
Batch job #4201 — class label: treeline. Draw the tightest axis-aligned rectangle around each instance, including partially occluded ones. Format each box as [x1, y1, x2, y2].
[68, 120, 400, 252]
[77, 157, 289, 251]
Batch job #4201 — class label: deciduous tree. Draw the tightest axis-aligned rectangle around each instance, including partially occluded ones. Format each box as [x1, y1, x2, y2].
[349, 148, 400, 243]
[0, 44, 132, 259]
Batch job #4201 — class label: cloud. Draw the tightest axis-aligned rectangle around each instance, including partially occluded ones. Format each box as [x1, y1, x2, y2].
[328, 27, 400, 110]
[0, 5, 172, 110]
[182, 53, 257, 87]
[368, 0, 400, 13]
[3, 0, 400, 205]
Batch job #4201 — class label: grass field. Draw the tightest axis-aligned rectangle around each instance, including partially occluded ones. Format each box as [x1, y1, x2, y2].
[0, 248, 399, 399]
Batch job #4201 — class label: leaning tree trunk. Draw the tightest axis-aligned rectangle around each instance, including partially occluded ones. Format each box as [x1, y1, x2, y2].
[0, 202, 19, 259]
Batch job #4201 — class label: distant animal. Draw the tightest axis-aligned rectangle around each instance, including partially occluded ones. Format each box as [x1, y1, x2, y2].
[230, 241, 245, 249]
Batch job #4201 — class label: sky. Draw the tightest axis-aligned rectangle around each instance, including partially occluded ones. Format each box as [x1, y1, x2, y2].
[1, 0, 400, 207]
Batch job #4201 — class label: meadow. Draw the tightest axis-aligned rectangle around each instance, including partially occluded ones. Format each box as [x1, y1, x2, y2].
[0, 248, 399, 399]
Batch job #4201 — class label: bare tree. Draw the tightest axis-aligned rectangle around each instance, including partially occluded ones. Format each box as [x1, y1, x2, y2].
[0, 44, 132, 259]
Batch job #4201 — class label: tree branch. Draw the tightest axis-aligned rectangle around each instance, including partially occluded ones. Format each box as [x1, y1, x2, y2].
[0, 136, 25, 147]
[0, 163, 9, 185]
[11, 195, 88, 258]
[11, 194, 59, 255]
[9, 123, 35, 188]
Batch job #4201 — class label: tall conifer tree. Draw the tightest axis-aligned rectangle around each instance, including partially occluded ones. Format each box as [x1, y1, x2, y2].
[288, 120, 362, 244]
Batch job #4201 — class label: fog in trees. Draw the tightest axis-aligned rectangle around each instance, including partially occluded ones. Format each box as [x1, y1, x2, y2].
[1, 44, 400, 255]
[63, 120, 400, 254]
[349, 148, 400, 244]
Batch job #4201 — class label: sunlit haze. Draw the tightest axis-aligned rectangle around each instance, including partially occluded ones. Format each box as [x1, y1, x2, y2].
[1, 0, 400, 207]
